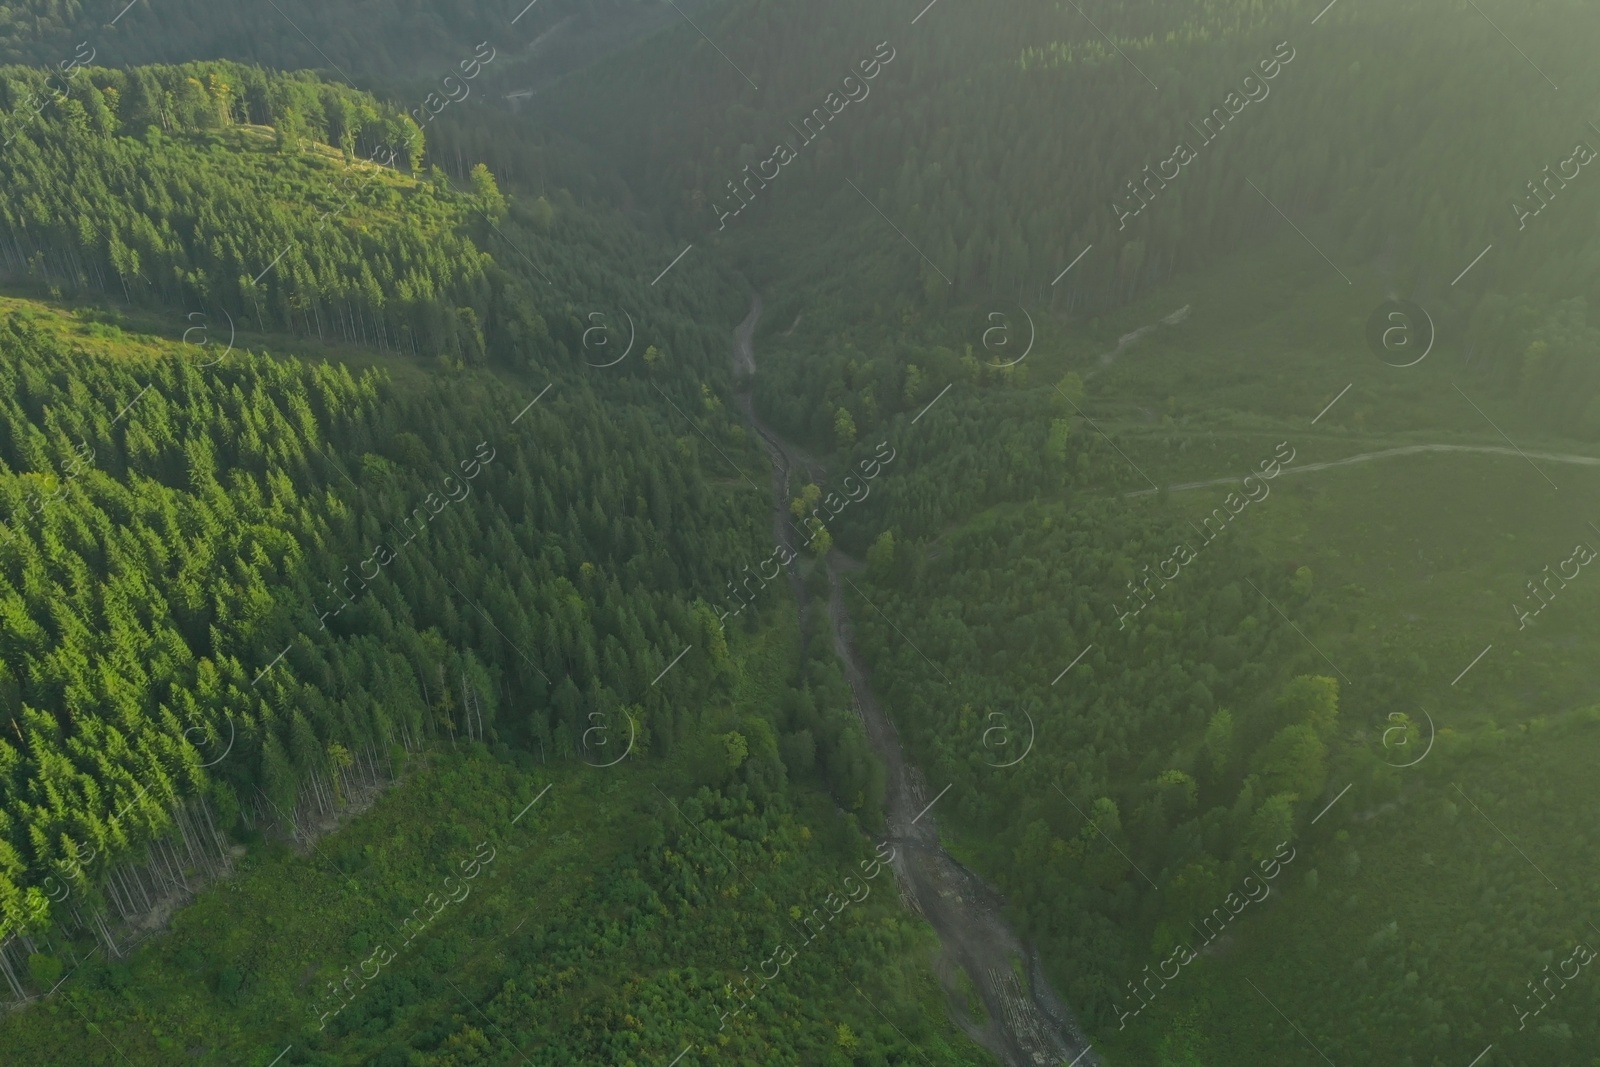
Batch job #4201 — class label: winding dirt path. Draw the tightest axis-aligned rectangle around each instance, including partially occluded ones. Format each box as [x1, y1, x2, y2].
[734, 297, 1096, 1067]
[1086, 303, 1190, 378]
[1122, 442, 1600, 498]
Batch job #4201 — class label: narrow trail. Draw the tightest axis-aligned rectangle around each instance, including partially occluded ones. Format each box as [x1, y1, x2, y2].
[1086, 303, 1190, 378]
[1123, 442, 1600, 498]
[734, 296, 1096, 1067]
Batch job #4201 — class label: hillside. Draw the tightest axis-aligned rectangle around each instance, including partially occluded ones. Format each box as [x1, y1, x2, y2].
[0, 52, 1017, 1067]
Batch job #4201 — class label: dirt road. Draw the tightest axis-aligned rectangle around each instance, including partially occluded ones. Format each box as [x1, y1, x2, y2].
[1122, 441, 1600, 498]
[733, 296, 1096, 1067]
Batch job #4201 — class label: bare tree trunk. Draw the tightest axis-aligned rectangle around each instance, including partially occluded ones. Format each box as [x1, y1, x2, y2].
[102, 869, 129, 919]
[130, 864, 154, 912]
[93, 911, 120, 959]
[175, 806, 209, 879]
[164, 832, 192, 890]
[109, 870, 140, 921]
[159, 836, 184, 890]
[439, 665, 455, 749]
[0, 939, 28, 1000]
[145, 843, 169, 894]
[198, 795, 229, 871]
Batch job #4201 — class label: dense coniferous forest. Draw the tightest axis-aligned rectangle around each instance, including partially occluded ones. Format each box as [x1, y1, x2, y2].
[533, 0, 1600, 439]
[0, 54, 917, 1059]
[1, 1, 1600, 1065]
[0, 0, 661, 78]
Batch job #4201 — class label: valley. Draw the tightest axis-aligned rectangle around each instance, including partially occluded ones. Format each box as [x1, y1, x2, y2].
[737, 294, 1093, 1065]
